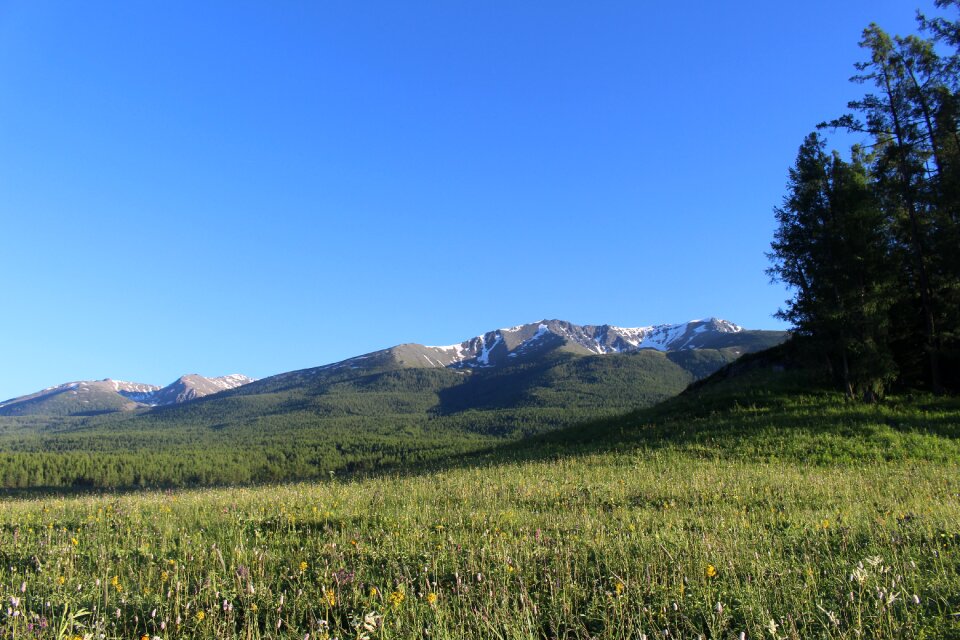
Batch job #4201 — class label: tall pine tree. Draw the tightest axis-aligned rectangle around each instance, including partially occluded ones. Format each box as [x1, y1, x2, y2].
[769, 134, 897, 398]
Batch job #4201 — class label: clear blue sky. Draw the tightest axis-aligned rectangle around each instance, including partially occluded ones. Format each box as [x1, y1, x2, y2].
[0, 1, 925, 399]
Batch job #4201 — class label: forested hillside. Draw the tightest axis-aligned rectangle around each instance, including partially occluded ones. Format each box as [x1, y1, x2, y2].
[0, 347, 761, 489]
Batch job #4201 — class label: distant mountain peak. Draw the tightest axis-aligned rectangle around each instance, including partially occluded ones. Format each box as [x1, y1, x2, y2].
[0, 373, 256, 417]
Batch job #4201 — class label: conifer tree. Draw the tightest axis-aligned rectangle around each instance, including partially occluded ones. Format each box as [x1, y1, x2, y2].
[769, 134, 897, 398]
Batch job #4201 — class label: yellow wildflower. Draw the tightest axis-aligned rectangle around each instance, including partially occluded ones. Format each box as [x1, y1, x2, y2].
[195, 610, 205, 622]
[324, 588, 336, 607]
[71, 537, 79, 546]
[388, 589, 405, 608]
[705, 564, 718, 579]
[299, 561, 308, 572]
[426, 592, 438, 604]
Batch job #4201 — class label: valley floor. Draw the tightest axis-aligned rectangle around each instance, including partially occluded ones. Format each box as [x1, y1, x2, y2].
[0, 449, 957, 638]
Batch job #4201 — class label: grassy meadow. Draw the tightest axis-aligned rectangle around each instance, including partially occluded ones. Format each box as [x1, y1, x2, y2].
[0, 376, 960, 639]
[1, 376, 958, 639]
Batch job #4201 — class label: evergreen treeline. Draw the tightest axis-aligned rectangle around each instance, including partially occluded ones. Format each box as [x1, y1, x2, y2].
[769, 1, 960, 398]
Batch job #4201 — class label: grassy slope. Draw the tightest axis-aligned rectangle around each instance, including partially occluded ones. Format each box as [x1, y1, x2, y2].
[520, 366, 960, 464]
[0, 368, 957, 638]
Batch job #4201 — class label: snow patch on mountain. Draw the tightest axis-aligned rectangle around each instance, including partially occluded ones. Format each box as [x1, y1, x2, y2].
[476, 333, 502, 366]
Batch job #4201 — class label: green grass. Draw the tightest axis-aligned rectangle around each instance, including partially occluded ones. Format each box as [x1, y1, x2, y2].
[523, 369, 960, 465]
[0, 369, 958, 638]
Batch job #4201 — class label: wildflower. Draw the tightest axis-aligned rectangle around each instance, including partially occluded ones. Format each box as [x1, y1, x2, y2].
[912, 594, 921, 605]
[362, 612, 381, 631]
[426, 592, 438, 604]
[195, 611, 205, 622]
[299, 561, 308, 572]
[388, 589, 405, 608]
[324, 588, 336, 607]
[111, 575, 122, 593]
[369, 586, 378, 597]
[705, 564, 718, 579]
[821, 519, 830, 529]
[71, 537, 79, 546]
[142, 635, 150, 640]
[57, 576, 65, 586]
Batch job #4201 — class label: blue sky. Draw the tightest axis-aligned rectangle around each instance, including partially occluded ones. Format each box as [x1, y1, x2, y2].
[0, 1, 925, 399]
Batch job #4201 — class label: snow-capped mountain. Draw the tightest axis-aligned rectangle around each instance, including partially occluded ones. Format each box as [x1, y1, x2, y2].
[427, 318, 752, 368]
[361, 318, 768, 370]
[255, 318, 786, 388]
[0, 374, 255, 417]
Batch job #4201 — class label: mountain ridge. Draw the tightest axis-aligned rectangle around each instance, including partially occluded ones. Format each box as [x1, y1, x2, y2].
[0, 317, 786, 417]
[255, 317, 783, 381]
[0, 374, 255, 417]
